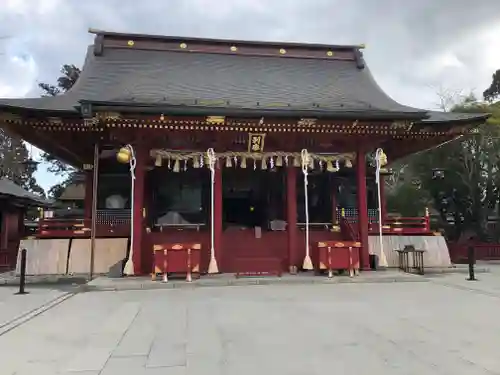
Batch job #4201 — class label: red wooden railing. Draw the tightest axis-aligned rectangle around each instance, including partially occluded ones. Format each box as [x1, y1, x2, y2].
[337, 208, 431, 235]
[34, 218, 130, 238]
[448, 242, 500, 263]
[368, 216, 431, 235]
[37, 219, 91, 237]
[0, 248, 10, 269]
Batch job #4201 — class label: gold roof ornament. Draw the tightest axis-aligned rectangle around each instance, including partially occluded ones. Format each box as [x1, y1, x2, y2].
[230, 45, 238, 52]
[298, 118, 317, 126]
[127, 40, 135, 46]
[326, 51, 334, 57]
[179, 42, 187, 49]
[206, 116, 225, 125]
[279, 48, 287, 55]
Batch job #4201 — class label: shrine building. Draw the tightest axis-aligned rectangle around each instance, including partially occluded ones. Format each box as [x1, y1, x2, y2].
[0, 29, 489, 277]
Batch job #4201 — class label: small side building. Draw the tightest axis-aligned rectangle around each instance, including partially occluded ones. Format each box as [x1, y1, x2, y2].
[0, 178, 51, 270]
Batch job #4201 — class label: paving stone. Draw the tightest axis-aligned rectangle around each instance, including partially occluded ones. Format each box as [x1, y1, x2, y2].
[2, 270, 500, 374]
[100, 356, 147, 375]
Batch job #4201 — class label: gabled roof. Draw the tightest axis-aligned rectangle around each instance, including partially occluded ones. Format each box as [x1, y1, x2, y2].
[58, 182, 85, 201]
[0, 29, 492, 126]
[0, 178, 52, 207]
[0, 30, 429, 119]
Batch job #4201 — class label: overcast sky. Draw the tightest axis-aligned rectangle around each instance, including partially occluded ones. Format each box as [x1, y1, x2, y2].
[1, 0, 500, 191]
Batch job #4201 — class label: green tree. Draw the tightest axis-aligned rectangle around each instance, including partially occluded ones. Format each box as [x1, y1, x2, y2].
[484, 69, 500, 102]
[0, 128, 45, 196]
[39, 64, 80, 97]
[388, 96, 500, 242]
[38, 64, 81, 195]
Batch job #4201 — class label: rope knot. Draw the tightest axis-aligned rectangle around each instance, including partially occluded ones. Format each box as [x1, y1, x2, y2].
[300, 149, 310, 174]
[126, 144, 137, 180]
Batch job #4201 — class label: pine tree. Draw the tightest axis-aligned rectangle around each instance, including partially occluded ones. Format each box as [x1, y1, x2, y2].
[38, 64, 81, 197]
[0, 128, 44, 195]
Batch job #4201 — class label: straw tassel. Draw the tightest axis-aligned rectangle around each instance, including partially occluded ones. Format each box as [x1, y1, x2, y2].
[225, 156, 232, 168]
[173, 159, 180, 172]
[240, 156, 247, 169]
[345, 159, 352, 168]
[261, 157, 267, 170]
[155, 155, 162, 167]
[293, 156, 300, 167]
[193, 157, 200, 168]
[276, 155, 283, 167]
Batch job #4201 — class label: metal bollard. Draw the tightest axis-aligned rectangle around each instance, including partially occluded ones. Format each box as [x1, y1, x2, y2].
[15, 249, 29, 295]
[466, 246, 477, 281]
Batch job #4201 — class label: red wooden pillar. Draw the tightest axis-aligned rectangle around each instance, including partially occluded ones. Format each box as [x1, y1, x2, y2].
[132, 145, 146, 275]
[214, 165, 223, 271]
[331, 179, 338, 225]
[286, 166, 298, 273]
[356, 148, 370, 270]
[0, 209, 8, 250]
[84, 171, 93, 220]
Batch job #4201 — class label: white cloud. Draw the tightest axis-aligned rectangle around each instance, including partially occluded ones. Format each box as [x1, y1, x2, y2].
[0, 49, 37, 97]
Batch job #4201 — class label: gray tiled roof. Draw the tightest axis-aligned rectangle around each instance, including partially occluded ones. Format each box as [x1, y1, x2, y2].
[0, 36, 490, 125]
[0, 44, 427, 118]
[0, 178, 52, 206]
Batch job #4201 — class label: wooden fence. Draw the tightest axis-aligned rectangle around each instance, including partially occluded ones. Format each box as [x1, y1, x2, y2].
[448, 242, 500, 263]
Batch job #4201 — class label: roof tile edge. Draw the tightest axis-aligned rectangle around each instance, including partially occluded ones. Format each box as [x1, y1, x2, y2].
[88, 28, 365, 52]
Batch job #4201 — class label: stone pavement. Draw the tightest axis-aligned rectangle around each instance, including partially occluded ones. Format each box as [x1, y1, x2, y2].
[1, 269, 500, 374]
[0, 286, 71, 335]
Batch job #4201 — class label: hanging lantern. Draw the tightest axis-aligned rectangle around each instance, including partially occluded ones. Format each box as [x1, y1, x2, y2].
[116, 147, 132, 164]
[432, 168, 445, 179]
[21, 143, 40, 169]
[154, 155, 163, 167]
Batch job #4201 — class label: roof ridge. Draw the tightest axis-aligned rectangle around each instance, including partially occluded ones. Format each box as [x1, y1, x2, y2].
[88, 28, 365, 51]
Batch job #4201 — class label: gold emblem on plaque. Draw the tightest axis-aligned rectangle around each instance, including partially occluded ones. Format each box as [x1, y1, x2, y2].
[248, 133, 266, 152]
